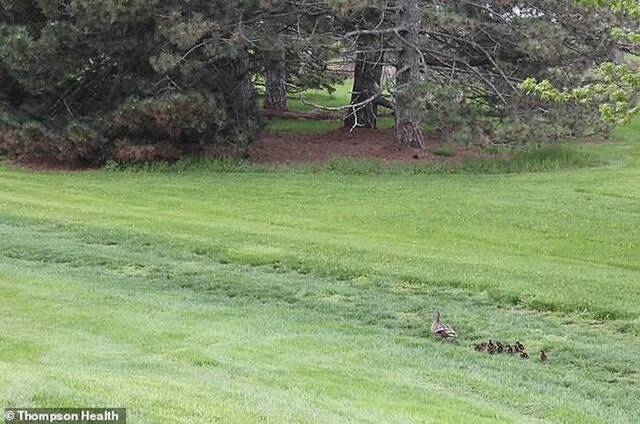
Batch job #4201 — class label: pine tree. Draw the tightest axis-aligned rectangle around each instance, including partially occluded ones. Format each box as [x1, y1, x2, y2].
[0, 0, 264, 162]
[340, 0, 638, 146]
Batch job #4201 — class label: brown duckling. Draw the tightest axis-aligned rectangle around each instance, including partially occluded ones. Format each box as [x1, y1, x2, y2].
[540, 350, 548, 363]
[474, 342, 487, 352]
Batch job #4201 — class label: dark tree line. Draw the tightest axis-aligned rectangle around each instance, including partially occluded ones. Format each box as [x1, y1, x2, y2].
[0, 0, 637, 164]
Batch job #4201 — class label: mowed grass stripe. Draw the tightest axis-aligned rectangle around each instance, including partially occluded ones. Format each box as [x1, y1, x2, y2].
[0, 142, 639, 317]
[0, 220, 638, 422]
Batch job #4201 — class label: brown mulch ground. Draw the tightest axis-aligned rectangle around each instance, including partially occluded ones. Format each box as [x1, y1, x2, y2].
[250, 128, 492, 164]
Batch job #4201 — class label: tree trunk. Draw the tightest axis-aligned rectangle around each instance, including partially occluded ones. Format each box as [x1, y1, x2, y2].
[264, 48, 287, 112]
[394, 0, 425, 149]
[345, 41, 383, 129]
[222, 54, 259, 156]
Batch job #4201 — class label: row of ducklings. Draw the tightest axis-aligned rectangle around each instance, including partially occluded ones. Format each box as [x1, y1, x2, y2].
[474, 339, 547, 362]
[430, 312, 548, 362]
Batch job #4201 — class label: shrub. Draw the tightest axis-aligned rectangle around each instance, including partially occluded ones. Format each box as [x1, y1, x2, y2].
[60, 123, 108, 164]
[112, 143, 180, 163]
[113, 93, 228, 147]
[418, 82, 612, 147]
[0, 123, 50, 162]
[0, 92, 246, 165]
[0, 121, 107, 165]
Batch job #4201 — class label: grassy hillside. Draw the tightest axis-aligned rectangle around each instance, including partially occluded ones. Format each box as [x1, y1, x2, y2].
[0, 118, 639, 422]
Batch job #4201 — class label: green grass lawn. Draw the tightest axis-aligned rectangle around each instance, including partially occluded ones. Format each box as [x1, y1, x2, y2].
[1, 116, 639, 422]
[263, 79, 395, 133]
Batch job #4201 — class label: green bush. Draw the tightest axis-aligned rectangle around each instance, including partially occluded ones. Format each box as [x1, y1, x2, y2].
[62, 123, 108, 164]
[417, 82, 612, 147]
[0, 123, 51, 162]
[0, 121, 107, 165]
[113, 93, 228, 146]
[0, 92, 242, 164]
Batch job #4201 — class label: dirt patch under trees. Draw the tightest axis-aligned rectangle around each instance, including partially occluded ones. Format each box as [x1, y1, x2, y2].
[250, 128, 494, 164]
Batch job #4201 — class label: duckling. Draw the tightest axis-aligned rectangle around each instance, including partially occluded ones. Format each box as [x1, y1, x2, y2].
[520, 351, 529, 359]
[496, 341, 504, 353]
[515, 341, 525, 352]
[473, 342, 486, 352]
[540, 350, 547, 363]
[430, 311, 457, 339]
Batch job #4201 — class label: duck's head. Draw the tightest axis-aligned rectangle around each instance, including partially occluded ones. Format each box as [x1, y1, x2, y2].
[432, 311, 441, 322]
